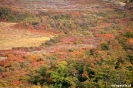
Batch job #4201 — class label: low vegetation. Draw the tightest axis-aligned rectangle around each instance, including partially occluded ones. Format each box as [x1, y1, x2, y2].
[0, 0, 133, 87]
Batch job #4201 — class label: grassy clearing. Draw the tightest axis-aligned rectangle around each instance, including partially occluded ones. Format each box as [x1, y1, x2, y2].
[0, 22, 53, 50]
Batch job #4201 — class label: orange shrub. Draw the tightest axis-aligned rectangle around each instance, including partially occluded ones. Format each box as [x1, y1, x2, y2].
[25, 53, 44, 62]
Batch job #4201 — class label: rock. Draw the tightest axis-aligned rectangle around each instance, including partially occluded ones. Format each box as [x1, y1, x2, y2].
[0, 57, 7, 61]
[119, 2, 126, 6]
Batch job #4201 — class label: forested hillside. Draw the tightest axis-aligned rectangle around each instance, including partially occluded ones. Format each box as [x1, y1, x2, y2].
[0, 0, 133, 87]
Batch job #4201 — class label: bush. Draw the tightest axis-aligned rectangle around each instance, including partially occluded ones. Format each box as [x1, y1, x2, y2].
[42, 37, 58, 46]
[54, 14, 71, 20]
[0, 7, 12, 19]
[130, 0, 133, 3]
[100, 43, 109, 50]
[7, 15, 17, 22]
[0, 7, 18, 22]
[124, 32, 133, 38]
[127, 54, 133, 64]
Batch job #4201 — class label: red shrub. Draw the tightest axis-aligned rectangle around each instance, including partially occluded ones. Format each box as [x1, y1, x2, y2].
[59, 37, 76, 44]
[95, 34, 115, 39]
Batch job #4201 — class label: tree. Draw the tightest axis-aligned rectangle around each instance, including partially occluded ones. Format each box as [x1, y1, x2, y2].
[49, 61, 69, 88]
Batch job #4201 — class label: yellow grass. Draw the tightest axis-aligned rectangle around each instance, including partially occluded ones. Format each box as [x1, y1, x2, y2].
[0, 22, 52, 50]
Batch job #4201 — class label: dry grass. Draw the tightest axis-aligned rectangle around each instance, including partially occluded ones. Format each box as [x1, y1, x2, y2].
[0, 22, 52, 50]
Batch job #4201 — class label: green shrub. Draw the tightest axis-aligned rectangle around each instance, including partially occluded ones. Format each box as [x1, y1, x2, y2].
[127, 54, 133, 64]
[42, 37, 58, 46]
[0, 7, 19, 22]
[54, 14, 71, 20]
[100, 43, 109, 50]
[0, 7, 12, 19]
[124, 32, 133, 38]
[7, 15, 17, 22]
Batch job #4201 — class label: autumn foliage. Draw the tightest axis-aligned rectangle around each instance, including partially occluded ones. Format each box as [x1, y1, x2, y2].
[0, 0, 133, 87]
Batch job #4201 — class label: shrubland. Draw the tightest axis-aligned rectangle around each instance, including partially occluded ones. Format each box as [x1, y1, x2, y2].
[0, 0, 133, 87]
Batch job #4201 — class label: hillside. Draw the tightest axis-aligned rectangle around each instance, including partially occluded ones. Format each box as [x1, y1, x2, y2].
[0, 0, 133, 87]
